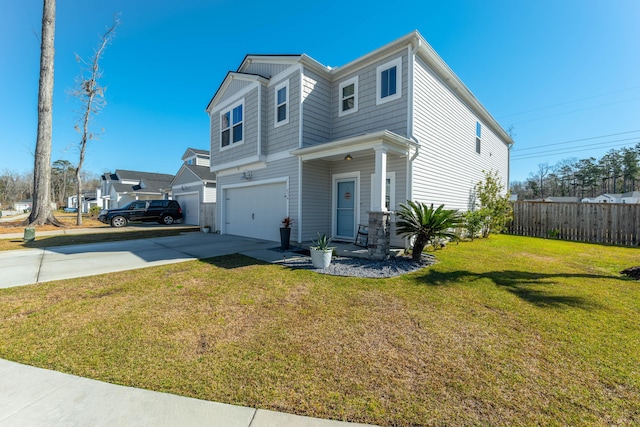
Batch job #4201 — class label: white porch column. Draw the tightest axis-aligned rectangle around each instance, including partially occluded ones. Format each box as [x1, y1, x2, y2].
[371, 147, 388, 212]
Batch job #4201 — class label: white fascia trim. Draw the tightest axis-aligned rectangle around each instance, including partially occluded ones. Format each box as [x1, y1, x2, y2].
[299, 68, 304, 149]
[210, 84, 256, 115]
[291, 131, 418, 161]
[220, 176, 289, 191]
[257, 83, 262, 157]
[266, 150, 294, 162]
[206, 73, 268, 113]
[211, 155, 266, 174]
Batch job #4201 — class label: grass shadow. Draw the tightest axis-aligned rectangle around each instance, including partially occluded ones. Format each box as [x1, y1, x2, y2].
[198, 253, 271, 269]
[416, 269, 617, 309]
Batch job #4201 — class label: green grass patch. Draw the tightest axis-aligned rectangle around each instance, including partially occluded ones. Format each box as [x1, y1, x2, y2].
[0, 235, 638, 426]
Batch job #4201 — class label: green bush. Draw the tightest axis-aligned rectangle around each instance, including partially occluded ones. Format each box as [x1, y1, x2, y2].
[89, 206, 101, 218]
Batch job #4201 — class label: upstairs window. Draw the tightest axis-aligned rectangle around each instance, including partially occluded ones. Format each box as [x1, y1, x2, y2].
[475, 122, 481, 154]
[376, 57, 402, 105]
[220, 101, 244, 148]
[274, 80, 289, 127]
[339, 76, 359, 116]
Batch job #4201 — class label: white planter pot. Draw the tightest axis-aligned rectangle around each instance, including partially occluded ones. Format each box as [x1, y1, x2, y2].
[310, 248, 332, 269]
[202, 227, 211, 233]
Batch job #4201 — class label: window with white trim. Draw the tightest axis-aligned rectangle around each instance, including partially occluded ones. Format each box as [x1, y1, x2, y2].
[475, 121, 481, 154]
[220, 101, 244, 149]
[376, 57, 402, 105]
[274, 80, 289, 127]
[339, 76, 358, 116]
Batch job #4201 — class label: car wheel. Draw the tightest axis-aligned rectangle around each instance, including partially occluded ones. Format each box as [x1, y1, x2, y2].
[162, 215, 175, 225]
[111, 216, 127, 228]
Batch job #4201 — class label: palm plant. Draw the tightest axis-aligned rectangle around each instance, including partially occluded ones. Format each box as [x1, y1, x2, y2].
[396, 201, 463, 261]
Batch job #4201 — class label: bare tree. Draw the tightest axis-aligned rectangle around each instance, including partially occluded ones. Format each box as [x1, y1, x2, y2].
[28, 0, 62, 226]
[70, 18, 118, 225]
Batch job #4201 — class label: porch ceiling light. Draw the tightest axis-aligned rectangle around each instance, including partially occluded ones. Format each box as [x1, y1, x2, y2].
[344, 154, 353, 161]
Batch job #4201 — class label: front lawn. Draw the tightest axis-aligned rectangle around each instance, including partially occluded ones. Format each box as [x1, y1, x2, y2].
[0, 235, 638, 426]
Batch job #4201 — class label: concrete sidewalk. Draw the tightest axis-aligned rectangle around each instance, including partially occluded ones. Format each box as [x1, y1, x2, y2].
[0, 359, 373, 426]
[0, 231, 298, 288]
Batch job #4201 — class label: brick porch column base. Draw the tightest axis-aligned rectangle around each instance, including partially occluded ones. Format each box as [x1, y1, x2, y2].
[368, 211, 391, 261]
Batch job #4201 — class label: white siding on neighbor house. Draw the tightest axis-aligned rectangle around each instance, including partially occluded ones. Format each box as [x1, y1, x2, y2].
[411, 54, 510, 211]
[331, 52, 409, 141]
[210, 87, 261, 167]
[266, 71, 301, 155]
[216, 156, 299, 238]
[301, 68, 331, 147]
[217, 79, 253, 105]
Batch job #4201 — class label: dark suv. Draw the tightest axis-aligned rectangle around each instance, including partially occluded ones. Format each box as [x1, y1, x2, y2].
[98, 200, 183, 227]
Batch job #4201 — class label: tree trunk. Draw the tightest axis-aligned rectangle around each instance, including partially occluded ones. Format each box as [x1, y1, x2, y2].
[27, 0, 61, 227]
[412, 237, 427, 262]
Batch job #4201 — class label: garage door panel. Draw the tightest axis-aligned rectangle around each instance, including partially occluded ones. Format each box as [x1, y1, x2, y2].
[176, 194, 199, 225]
[225, 183, 287, 242]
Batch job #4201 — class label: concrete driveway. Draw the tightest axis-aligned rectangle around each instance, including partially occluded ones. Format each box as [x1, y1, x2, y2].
[0, 232, 282, 288]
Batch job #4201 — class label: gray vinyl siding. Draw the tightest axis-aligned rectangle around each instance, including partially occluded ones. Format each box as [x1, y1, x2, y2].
[331, 52, 409, 140]
[411, 55, 510, 211]
[172, 170, 198, 186]
[301, 68, 331, 147]
[243, 62, 290, 79]
[266, 71, 300, 154]
[173, 184, 203, 203]
[218, 79, 253, 105]
[210, 87, 260, 167]
[301, 160, 331, 241]
[215, 156, 300, 238]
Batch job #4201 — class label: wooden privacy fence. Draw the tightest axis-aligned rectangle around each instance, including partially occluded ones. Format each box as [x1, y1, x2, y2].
[507, 201, 640, 246]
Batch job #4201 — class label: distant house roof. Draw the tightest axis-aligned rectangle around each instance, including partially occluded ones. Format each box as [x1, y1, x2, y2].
[181, 148, 210, 160]
[170, 164, 216, 187]
[115, 169, 174, 182]
[525, 197, 582, 203]
[105, 170, 175, 196]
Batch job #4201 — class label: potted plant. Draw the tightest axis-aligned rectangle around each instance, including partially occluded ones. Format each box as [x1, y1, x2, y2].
[310, 232, 334, 269]
[280, 216, 294, 250]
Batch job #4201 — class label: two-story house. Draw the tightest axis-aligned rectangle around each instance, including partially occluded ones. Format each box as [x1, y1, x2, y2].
[206, 31, 513, 256]
[170, 148, 217, 227]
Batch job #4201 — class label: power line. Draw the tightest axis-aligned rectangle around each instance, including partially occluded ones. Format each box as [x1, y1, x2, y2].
[509, 97, 640, 125]
[511, 139, 639, 161]
[497, 84, 640, 119]
[512, 130, 640, 152]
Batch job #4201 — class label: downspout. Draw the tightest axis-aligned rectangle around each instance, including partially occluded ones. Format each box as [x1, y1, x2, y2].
[407, 38, 420, 205]
[257, 82, 262, 157]
[298, 67, 305, 243]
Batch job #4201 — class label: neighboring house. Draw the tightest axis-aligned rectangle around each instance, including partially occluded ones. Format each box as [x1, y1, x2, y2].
[526, 197, 582, 203]
[14, 200, 32, 211]
[67, 189, 106, 213]
[100, 170, 174, 209]
[582, 191, 640, 204]
[205, 31, 513, 254]
[170, 148, 217, 227]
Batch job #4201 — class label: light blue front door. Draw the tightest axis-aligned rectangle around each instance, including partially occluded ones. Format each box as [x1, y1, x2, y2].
[336, 180, 355, 238]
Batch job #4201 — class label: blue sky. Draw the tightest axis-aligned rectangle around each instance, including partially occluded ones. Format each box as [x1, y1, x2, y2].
[1, 0, 639, 183]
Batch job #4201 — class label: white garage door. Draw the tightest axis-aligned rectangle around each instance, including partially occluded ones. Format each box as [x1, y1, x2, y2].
[225, 182, 287, 241]
[175, 193, 199, 225]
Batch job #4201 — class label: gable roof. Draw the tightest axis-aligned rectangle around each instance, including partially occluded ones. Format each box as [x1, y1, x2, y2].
[115, 169, 174, 182]
[181, 148, 210, 160]
[170, 164, 216, 187]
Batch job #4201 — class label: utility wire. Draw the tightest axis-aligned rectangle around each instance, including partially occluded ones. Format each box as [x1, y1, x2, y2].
[512, 130, 640, 152]
[508, 97, 640, 125]
[512, 139, 639, 161]
[497, 84, 640, 119]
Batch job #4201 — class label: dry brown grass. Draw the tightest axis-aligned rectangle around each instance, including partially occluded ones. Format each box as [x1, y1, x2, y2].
[0, 235, 638, 426]
[0, 212, 105, 234]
